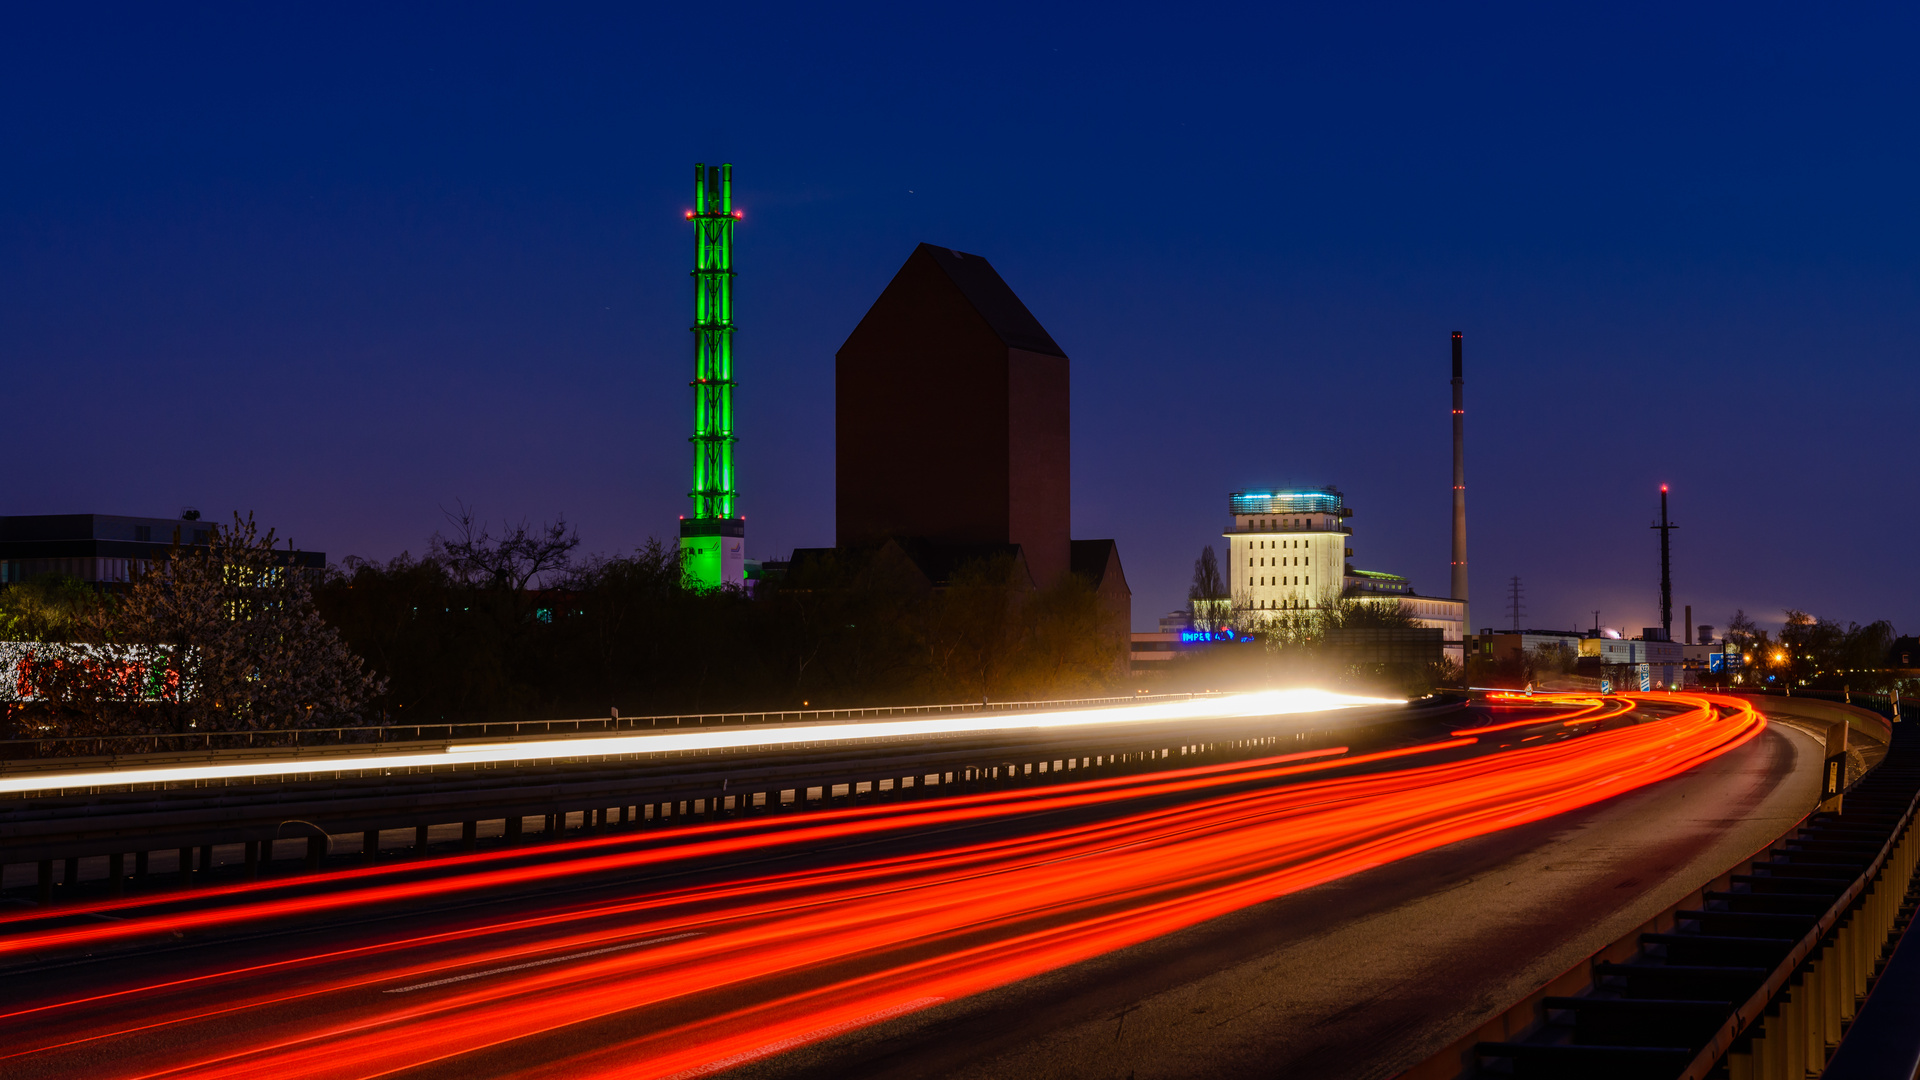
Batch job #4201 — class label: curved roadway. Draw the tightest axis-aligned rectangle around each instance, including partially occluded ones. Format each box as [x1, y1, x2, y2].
[0, 694, 1820, 1080]
[747, 711, 1823, 1080]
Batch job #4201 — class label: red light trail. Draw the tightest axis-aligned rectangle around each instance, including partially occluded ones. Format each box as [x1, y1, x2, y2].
[0, 694, 1763, 1080]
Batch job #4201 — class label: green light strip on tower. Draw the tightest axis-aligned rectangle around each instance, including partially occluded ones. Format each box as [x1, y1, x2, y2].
[690, 162, 737, 521]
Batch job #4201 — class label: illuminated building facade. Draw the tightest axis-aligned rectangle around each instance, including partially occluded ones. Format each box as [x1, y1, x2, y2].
[1222, 487, 1463, 645]
[679, 162, 745, 590]
[1224, 489, 1351, 612]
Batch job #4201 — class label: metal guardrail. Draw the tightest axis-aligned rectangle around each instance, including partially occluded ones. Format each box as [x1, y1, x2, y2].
[1668, 753, 1918, 1079]
[0, 692, 1160, 763]
[0, 700, 1442, 904]
[1741, 686, 1904, 723]
[1399, 700, 1920, 1080]
[1822, 861, 1920, 1078]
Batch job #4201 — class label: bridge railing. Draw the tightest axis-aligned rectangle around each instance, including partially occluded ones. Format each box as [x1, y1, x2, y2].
[1399, 696, 1920, 1080]
[1740, 684, 1905, 721]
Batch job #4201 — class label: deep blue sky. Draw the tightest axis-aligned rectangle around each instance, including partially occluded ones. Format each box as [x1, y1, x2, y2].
[3, 4, 1915, 634]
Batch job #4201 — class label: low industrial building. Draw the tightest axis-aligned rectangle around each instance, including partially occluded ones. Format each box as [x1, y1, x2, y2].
[0, 513, 324, 588]
[1343, 568, 1465, 646]
[1479, 629, 1588, 662]
[1468, 628, 1699, 689]
[1581, 630, 1686, 690]
[1321, 626, 1445, 666]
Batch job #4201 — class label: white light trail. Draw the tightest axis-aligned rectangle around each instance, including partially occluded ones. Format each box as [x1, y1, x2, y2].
[0, 688, 1400, 796]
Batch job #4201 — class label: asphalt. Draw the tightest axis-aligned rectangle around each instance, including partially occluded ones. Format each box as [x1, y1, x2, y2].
[738, 719, 1823, 1080]
[0, 699, 1822, 1080]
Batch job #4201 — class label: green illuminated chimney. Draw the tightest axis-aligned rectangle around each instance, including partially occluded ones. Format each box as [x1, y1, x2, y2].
[679, 162, 744, 588]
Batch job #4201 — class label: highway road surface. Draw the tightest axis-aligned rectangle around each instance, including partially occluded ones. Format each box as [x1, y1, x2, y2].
[0, 692, 1813, 1080]
[751, 699, 1823, 1080]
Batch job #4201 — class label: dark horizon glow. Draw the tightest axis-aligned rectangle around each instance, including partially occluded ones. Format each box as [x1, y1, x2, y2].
[2, 5, 1914, 633]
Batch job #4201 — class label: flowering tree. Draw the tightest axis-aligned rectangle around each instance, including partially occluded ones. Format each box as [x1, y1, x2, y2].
[25, 513, 384, 736]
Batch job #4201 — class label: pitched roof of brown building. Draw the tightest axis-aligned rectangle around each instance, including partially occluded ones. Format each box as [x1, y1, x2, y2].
[913, 243, 1067, 358]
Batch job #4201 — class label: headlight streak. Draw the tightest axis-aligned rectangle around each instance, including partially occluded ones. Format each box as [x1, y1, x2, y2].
[3, 695, 1764, 1080]
[0, 688, 1402, 796]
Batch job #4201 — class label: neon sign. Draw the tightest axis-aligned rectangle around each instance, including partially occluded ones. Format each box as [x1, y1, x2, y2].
[1180, 628, 1254, 644]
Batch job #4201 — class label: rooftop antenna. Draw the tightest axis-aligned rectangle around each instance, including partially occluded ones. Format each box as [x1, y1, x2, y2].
[1650, 485, 1678, 640]
[1507, 575, 1525, 633]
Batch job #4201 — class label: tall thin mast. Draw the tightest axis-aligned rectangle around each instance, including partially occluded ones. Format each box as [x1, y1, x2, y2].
[679, 162, 745, 589]
[691, 162, 737, 522]
[1652, 485, 1677, 639]
[1451, 332, 1469, 635]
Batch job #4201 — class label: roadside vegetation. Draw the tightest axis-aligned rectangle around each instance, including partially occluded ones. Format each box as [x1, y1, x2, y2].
[2, 514, 383, 741]
[4, 515, 1909, 739]
[314, 533, 1126, 725]
[1721, 609, 1902, 694]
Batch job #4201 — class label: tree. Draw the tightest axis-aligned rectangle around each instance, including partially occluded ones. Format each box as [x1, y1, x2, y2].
[919, 554, 1030, 701]
[0, 574, 107, 642]
[1840, 621, 1896, 686]
[1726, 610, 1760, 652]
[30, 513, 385, 735]
[761, 546, 922, 706]
[1008, 569, 1126, 696]
[1320, 599, 1422, 632]
[431, 504, 580, 591]
[1779, 610, 1828, 686]
[312, 517, 1132, 722]
[317, 551, 536, 722]
[1189, 546, 1228, 630]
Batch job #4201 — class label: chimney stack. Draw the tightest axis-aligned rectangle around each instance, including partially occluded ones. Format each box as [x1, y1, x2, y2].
[1652, 485, 1678, 642]
[1451, 332, 1469, 637]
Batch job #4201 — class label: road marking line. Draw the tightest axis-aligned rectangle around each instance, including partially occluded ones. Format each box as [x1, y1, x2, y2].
[383, 932, 702, 993]
[661, 997, 944, 1079]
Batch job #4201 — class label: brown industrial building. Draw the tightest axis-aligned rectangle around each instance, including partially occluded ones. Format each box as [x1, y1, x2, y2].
[832, 243, 1128, 627]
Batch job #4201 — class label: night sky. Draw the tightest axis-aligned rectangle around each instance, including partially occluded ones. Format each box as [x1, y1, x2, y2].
[4, 5, 1915, 634]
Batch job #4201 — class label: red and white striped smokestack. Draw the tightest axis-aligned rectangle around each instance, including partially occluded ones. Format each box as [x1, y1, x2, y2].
[1451, 332, 1469, 635]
